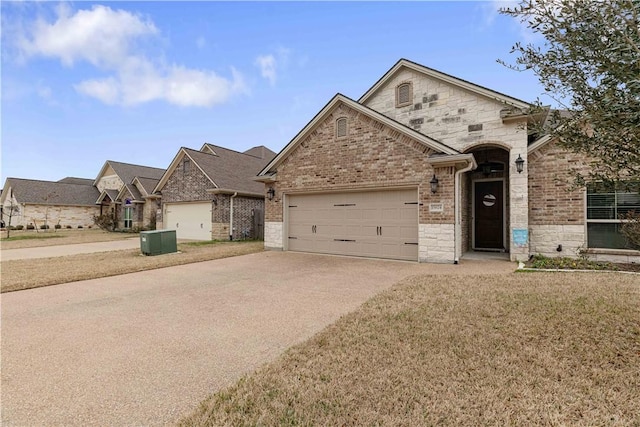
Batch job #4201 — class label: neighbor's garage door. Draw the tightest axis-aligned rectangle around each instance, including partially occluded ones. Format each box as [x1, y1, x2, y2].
[164, 202, 212, 240]
[287, 189, 418, 261]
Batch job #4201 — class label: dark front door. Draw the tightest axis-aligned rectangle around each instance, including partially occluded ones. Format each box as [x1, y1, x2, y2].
[474, 180, 504, 250]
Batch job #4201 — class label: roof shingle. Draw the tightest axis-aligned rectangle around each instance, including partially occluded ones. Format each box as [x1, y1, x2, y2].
[182, 145, 275, 195]
[5, 178, 100, 206]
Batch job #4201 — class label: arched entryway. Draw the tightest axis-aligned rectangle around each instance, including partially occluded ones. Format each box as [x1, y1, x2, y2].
[462, 146, 511, 253]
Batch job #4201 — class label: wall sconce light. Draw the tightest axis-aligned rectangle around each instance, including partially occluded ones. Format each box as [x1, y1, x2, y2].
[430, 174, 439, 194]
[515, 154, 525, 174]
[267, 187, 276, 201]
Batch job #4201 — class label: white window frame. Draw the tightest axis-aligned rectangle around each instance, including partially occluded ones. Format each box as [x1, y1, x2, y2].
[124, 206, 133, 229]
[586, 182, 639, 249]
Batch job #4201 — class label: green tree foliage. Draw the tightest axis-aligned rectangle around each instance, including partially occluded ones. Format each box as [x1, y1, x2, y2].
[500, 0, 640, 184]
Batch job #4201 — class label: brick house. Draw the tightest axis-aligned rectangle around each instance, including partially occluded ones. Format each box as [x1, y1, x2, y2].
[257, 59, 640, 263]
[0, 177, 100, 229]
[154, 144, 275, 240]
[94, 160, 165, 231]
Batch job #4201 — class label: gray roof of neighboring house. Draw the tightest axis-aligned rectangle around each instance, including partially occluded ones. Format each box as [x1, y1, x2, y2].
[58, 177, 94, 185]
[121, 184, 143, 202]
[134, 177, 161, 196]
[183, 145, 275, 195]
[99, 160, 165, 186]
[243, 145, 277, 160]
[96, 189, 120, 204]
[5, 178, 100, 206]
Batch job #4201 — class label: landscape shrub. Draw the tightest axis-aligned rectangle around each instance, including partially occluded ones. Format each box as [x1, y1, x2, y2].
[15, 225, 24, 230]
[78, 225, 83, 229]
[40, 224, 50, 230]
[66, 225, 72, 229]
[54, 224, 62, 229]
[620, 211, 640, 249]
[26, 224, 35, 230]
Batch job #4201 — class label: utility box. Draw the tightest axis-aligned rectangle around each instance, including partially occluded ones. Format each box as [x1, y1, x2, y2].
[140, 230, 177, 256]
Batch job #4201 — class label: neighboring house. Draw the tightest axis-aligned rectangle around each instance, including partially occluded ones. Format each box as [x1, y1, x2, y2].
[94, 160, 165, 230]
[0, 178, 100, 228]
[257, 58, 640, 264]
[154, 144, 275, 240]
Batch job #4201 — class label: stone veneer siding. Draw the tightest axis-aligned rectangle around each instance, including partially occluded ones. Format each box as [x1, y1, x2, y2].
[265, 222, 283, 250]
[265, 102, 455, 261]
[16, 204, 99, 228]
[362, 68, 529, 261]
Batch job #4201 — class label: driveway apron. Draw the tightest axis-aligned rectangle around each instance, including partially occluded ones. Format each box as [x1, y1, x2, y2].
[1, 251, 513, 426]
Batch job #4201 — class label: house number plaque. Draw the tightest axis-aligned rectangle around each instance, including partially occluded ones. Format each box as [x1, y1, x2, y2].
[429, 203, 444, 213]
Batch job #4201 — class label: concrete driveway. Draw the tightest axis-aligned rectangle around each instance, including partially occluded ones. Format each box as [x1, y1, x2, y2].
[0, 238, 141, 261]
[1, 251, 514, 426]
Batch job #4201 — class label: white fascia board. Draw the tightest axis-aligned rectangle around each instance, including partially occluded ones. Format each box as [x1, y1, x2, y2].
[427, 153, 478, 170]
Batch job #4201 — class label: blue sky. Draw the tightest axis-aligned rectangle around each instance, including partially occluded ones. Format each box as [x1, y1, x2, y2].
[1, 1, 546, 183]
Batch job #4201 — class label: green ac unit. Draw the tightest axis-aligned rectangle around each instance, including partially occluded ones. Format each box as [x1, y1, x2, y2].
[140, 230, 177, 256]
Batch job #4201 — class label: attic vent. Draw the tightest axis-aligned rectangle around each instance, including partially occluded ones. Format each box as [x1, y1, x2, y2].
[396, 82, 412, 107]
[336, 117, 347, 138]
[183, 158, 191, 174]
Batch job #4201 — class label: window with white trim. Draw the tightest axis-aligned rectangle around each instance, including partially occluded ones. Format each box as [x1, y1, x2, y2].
[587, 182, 640, 249]
[336, 117, 347, 138]
[124, 206, 133, 229]
[396, 82, 412, 107]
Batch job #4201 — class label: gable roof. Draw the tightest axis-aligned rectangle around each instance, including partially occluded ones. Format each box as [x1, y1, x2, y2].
[358, 58, 532, 110]
[96, 189, 120, 204]
[243, 145, 277, 160]
[2, 178, 100, 207]
[117, 183, 143, 203]
[58, 177, 94, 185]
[257, 93, 459, 179]
[133, 177, 161, 197]
[155, 145, 272, 196]
[94, 160, 165, 187]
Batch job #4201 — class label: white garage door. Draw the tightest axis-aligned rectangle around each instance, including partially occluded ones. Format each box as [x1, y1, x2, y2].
[164, 202, 212, 240]
[287, 189, 418, 261]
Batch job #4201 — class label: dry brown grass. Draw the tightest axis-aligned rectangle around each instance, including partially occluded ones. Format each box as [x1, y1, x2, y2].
[1, 241, 263, 293]
[179, 272, 640, 427]
[0, 229, 135, 249]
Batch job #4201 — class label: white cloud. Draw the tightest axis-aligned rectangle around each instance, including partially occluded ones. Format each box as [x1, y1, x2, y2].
[75, 58, 248, 107]
[480, 1, 542, 43]
[17, 4, 247, 108]
[255, 47, 295, 86]
[19, 4, 157, 67]
[74, 77, 120, 105]
[255, 54, 277, 86]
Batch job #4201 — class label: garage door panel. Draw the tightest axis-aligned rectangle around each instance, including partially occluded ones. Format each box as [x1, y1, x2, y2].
[287, 189, 418, 261]
[165, 203, 212, 241]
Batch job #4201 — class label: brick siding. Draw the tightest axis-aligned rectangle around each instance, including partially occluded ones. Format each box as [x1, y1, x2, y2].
[265, 103, 451, 224]
[528, 140, 589, 225]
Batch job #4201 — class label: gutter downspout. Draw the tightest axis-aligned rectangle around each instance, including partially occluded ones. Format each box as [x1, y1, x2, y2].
[454, 162, 475, 264]
[229, 192, 238, 241]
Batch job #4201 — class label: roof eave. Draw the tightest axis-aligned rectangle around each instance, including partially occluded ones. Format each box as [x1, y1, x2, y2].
[206, 188, 264, 198]
[426, 153, 478, 170]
